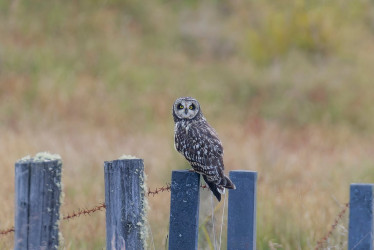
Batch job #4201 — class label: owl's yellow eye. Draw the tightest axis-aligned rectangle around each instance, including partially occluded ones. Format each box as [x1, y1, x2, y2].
[189, 105, 193, 110]
[178, 104, 184, 109]
[189, 104, 195, 110]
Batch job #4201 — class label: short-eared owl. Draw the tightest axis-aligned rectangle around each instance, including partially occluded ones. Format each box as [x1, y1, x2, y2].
[172, 97, 235, 201]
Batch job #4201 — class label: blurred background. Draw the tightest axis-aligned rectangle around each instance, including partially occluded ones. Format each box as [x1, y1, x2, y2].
[1, 0, 374, 249]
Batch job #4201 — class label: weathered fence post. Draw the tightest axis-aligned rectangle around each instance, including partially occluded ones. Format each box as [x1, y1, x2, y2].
[227, 171, 257, 250]
[104, 158, 147, 250]
[348, 183, 374, 250]
[14, 152, 62, 250]
[168, 170, 200, 250]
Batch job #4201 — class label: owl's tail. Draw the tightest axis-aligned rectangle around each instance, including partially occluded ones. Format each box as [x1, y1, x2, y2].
[203, 175, 222, 202]
[203, 175, 236, 202]
[221, 175, 236, 190]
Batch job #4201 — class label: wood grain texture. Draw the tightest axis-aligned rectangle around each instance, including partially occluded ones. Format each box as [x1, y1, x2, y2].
[14, 157, 62, 250]
[104, 159, 146, 250]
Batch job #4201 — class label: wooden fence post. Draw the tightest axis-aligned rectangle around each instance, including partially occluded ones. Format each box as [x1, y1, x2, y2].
[14, 153, 62, 250]
[168, 170, 200, 250]
[104, 158, 147, 250]
[227, 171, 257, 250]
[348, 183, 374, 249]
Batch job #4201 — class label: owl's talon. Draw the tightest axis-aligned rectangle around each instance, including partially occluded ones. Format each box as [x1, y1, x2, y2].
[188, 168, 195, 172]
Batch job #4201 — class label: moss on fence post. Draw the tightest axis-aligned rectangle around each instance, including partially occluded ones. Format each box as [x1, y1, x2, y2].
[104, 156, 148, 250]
[14, 152, 63, 250]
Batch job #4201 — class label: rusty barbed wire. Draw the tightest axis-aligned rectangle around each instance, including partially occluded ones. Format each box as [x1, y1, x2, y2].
[315, 202, 349, 249]
[0, 227, 14, 236]
[62, 202, 106, 221]
[0, 203, 107, 238]
[147, 183, 171, 196]
[147, 183, 208, 197]
[0, 189, 350, 246]
[0, 184, 209, 237]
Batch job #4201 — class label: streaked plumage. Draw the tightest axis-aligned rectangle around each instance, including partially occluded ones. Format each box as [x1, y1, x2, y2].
[172, 97, 235, 201]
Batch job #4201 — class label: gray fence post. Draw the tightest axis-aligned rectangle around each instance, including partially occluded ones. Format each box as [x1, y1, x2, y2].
[104, 158, 147, 250]
[14, 153, 62, 250]
[348, 183, 374, 250]
[168, 170, 200, 250]
[227, 171, 257, 250]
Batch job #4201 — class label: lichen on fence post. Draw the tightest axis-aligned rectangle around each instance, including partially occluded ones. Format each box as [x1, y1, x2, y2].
[104, 157, 148, 250]
[14, 152, 63, 250]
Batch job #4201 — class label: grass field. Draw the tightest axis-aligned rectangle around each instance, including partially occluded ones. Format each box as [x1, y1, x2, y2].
[1, 0, 374, 249]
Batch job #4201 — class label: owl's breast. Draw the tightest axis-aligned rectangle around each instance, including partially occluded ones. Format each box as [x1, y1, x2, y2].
[174, 121, 187, 153]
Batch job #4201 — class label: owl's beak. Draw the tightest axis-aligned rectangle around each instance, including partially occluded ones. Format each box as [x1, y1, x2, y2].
[184, 108, 188, 114]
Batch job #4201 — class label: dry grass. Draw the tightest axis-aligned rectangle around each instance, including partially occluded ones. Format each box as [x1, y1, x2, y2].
[0, 121, 373, 249]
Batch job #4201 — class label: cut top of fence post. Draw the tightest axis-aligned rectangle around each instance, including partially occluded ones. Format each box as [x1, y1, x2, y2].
[348, 183, 374, 250]
[14, 152, 63, 250]
[17, 152, 62, 165]
[104, 158, 148, 250]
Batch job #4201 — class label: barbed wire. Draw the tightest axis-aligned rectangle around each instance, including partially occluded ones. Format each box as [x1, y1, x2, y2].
[0, 227, 14, 236]
[147, 183, 171, 196]
[147, 183, 208, 196]
[315, 202, 349, 249]
[62, 202, 106, 221]
[1, 185, 349, 247]
[0, 183, 209, 237]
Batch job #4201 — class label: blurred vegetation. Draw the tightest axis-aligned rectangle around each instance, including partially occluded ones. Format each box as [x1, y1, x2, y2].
[1, 0, 374, 249]
[1, 0, 374, 133]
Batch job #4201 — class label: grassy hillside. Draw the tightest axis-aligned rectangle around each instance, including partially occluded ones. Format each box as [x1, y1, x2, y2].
[1, 0, 374, 249]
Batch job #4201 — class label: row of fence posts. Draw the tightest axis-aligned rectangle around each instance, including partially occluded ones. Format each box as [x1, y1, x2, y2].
[13, 154, 374, 249]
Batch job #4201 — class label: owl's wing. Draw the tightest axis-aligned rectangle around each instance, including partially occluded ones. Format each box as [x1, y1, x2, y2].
[186, 121, 224, 171]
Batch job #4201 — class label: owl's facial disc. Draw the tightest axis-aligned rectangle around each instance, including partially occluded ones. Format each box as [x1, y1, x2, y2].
[174, 98, 199, 120]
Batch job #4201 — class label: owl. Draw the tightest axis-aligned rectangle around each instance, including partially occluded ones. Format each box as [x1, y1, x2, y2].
[172, 97, 235, 201]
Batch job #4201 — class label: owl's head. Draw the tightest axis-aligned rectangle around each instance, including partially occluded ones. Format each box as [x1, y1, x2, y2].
[172, 97, 202, 122]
